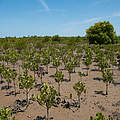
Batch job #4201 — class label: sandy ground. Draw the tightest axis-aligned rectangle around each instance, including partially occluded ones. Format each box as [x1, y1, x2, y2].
[0, 60, 120, 120]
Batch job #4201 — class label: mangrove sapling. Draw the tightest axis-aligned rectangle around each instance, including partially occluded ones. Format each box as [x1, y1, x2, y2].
[97, 57, 109, 72]
[0, 63, 4, 84]
[18, 70, 36, 106]
[62, 56, 69, 66]
[73, 81, 86, 108]
[105, 50, 116, 73]
[102, 69, 114, 95]
[71, 58, 79, 73]
[29, 61, 38, 81]
[0, 107, 16, 120]
[54, 70, 64, 95]
[117, 52, 120, 69]
[1, 52, 9, 66]
[9, 49, 19, 69]
[52, 57, 61, 72]
[34, 83, 58, 120]
[78, 71, 84, 81]
[42, 55, 50, 74]
[22, 61, 30, 71]
[2, 67, 13, 89]
[89, 112, 113, 120]
[37, 67, 45, 84]
[83, 55, 92, 76]
[11, 69, 17, 96]
[3, 50, 10, 66]
[74, 53, 82, 67]
[65, 63, 73, 81]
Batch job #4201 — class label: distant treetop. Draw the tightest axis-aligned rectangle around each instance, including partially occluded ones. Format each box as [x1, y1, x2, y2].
[86, 21, 119, 44]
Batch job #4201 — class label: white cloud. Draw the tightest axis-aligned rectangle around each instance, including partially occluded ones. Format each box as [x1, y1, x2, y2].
[64, 17, 102, 26]
[91, 0, 111, 7]
[39, 0, 50, 12]
[38, 0, 66, 13]
[112, 12, 120, 17]
[37, 9, 66, 13]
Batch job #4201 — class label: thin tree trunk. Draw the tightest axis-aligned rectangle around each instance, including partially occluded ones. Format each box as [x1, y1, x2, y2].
[34, 71, 35, 81]
[56, 67, 58, 72]
[8, 82, 10, 89]
[47, 107, 49, 120]
[58, 83, 60, 96]
[88, 67, 90, 75]
[3, 61, 5, 67]
[46, 65, 48, 74]
[13, 79, 16, 96]
[69, 72, 71, 81]
[73, 67, 75, 73]
[40, 74, 43, 84]
[0, 74, 2, 84]
[106, 82, 108, 95]
[26, 89, 29, 106]
[78, 95, 80, 108]
[79, 59, 80, 67]
[19, 65, 20, 75]
[13, 64, 15, 69]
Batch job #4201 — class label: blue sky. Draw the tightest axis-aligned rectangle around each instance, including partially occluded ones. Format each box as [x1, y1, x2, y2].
[0, 0, 120, 37]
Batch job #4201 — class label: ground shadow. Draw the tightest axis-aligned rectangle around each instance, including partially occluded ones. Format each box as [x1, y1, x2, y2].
[35, 116, 53, 120]
[10, 99, 29, 114]
[113, 82, 120, 86]
[59, 68, 66, 71]
[49, 66, 56, 69]
[93, 77, 102, 81]
[11, 99, 33, 113]
[94, 90, 106, 96]
[82, 68, 88, 70]
[49, 75, 55, 78]
[93, 64, 98, 67]
[91, 68, 100, 72]
[5, 91, 20, 96]
[0, 80, 5, 84]
[63, 78, 70, 82]
[1, 85, 12, 90]
[34, 83, 43, 89]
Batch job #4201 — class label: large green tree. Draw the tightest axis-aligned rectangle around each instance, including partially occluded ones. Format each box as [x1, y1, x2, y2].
[86, 21, 118, 44]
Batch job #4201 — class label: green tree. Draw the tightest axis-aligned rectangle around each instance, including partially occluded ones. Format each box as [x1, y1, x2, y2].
[102, 69, 114, 95]
[90, 112, 113, 120]
[52, 57, 61, 72]
[78, 71, 84, 81]
[42, 55, 51, 74]
[54, 70, 64, 95]
[86, 21, 117, 44]
[0, 107, 16, 120]
[11, 69, 17, 96]
[0, 63, 4, 84]
[2, 67, 13, 89]
[83, 56, 92, 76]
[34, 83, 58, 120]
[97, 58, 109, 72]
[29, 61, 38, 81]
[18, 70, 36, 106]
[65, 63, 73, 81]
[52, 35, 60, 42]
[73, 81, 86, 108]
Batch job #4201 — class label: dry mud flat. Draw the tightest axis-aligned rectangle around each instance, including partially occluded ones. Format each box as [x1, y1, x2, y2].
[0, 61, 120, 120]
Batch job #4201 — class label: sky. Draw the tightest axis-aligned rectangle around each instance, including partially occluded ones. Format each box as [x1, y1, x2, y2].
[0, 0, 120, 37]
